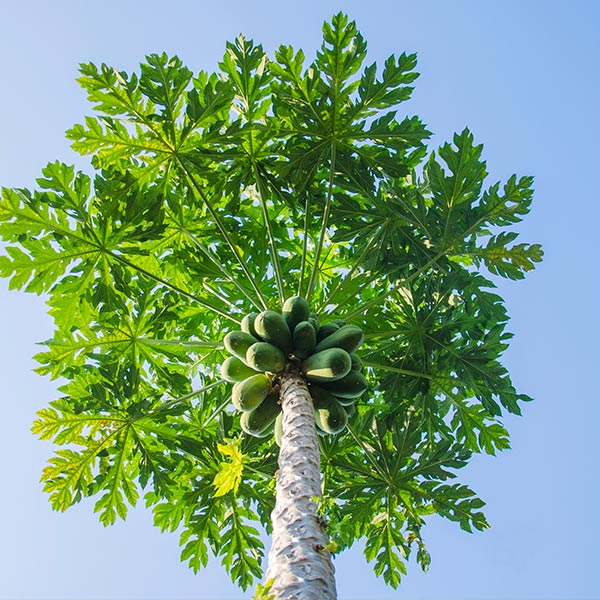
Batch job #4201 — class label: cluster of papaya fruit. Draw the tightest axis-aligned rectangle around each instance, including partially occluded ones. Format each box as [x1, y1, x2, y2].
[220, 297, 367, 444]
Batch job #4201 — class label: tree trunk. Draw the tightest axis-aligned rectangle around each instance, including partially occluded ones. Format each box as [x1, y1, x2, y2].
[264, 368, 337, 600]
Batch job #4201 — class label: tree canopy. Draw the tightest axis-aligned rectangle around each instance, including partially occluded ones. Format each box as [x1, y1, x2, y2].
[0, 13, 541, 592]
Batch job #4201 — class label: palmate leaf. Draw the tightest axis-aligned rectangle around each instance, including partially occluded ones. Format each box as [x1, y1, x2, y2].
[213, 439, 247, 497]
[473, 231, 544, 279]
[0, 12, 542, 592]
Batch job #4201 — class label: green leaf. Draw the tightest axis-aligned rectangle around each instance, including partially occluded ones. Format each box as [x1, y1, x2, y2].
[474, 231, 544, 279]
[0, 12, 542, 592]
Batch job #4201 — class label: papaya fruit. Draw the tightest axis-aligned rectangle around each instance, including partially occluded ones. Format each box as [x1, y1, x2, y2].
[309, 385, 340, 407]
[255, 310, 293, 355]
[312, 387, 348, 434]
[240, 393, 281, 437]
[282, 296, 310, 332]
[221, 356, 258, 382]
[241, 312, 261, 339]
[274, 412, 284, 447]
[315, 324, 364, 354]
[323, 369, 368, 399]
[343, 403, 357, 419]
[314, 422, 329, 437]
[224, 330, 258, 362]
[245, 342, 286, 373]
[332, 319, 347, 328]
[231, 373, 271, 412]
[302, 348, 352, 382]
[316, 322, 340, 343]
[332, 394, 356, 407]
[349, 352, 363, 372]
[292, 320, 317, 359]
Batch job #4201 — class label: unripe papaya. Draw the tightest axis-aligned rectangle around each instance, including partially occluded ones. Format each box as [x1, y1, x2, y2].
[314, 422, 329, 437]
[221, 356, 258, 382]
[255, 310, 293, 355]
[282, 296, 310, 332]
[302, 348, 352, 382]
[245, 342, 286, 373]
[241, 312, 261, 339]
[309, 385, 340, 407]
[312, 388, 348, 434]
[274, 412, 284, 447]
[323, 369, 368, 399]
[231, 373, 271, 412]
[349, 352, 363, 372]
[224, 330, 258, 362]
[316, 322, 340, 343]
[343, 403, 357, 419]
[240, 393, 281, 437]
[315, 324, 364, 354]
[292, 320, 317, 359]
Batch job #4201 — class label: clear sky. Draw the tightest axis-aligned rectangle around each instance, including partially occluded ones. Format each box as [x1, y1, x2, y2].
[0, 1, 598, 599]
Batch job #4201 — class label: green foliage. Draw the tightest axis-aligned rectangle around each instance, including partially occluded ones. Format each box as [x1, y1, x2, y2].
[0, 12, 541, 591]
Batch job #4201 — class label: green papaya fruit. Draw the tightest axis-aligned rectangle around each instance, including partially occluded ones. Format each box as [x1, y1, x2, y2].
[241, 312, 261, 338]
[332, 395, 356, 407]
[282, 296, 310, 332]
[224, 330, 258, 362]
[315, 324, 364, 354]
[323, 369, 368, 399]
[349, 352, 363, 372]
[255, 310, 293, 355]
[312, 387, 348, 434]
[292, 320, 317, 359]
[240, 393, 281, 437]
[231, 373, 271, 412]
[274, 412, 284, 446]
[245, 342, 286, 373]
[220, 356, 258, 382]
[309, 315, 320, 334]
[302, 348, 352, 382]
[309, 385, 340, 407]
[314, 422, 329, 437]
[332, 319, 347, 328]
[343, 403, 357, 419]
[316, 322, 340, 342]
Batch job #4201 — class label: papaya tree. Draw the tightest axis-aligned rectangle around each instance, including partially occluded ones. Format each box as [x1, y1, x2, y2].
[0, 13, 542, 599]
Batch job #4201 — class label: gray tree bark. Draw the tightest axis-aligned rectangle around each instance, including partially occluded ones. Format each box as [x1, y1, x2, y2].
[264, 368, 337, 600]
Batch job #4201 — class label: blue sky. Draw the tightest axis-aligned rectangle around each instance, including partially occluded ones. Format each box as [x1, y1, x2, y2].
[0, 1, 598, 599]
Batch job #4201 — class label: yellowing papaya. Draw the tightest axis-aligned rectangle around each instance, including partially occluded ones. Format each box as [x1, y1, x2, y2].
[231, 373, 271, 412]
[282, 296, 310, 332]
[240, 393, 281, 437]
[292, 320, 317, 359]
[224, 330, 258, 362]
[221, 356, 258, 382]
[302, 348, 352, 382]
[323, 369, 368, 399]
[241, 312, 261, 339]
[255, 310, 293, 355]
[245, 342, 286, 373]
[315, 324, 364, 354]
